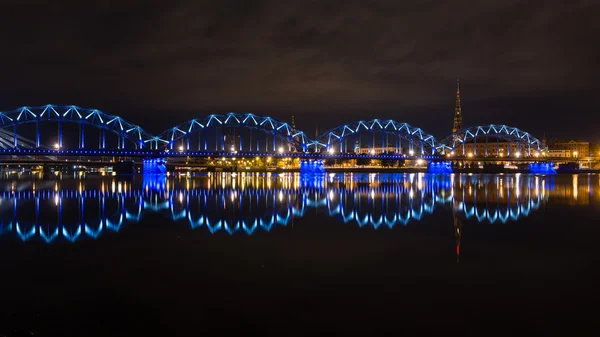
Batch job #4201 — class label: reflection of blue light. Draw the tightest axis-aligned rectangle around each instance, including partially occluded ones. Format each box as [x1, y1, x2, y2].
[85, 224, 103, 239]
[0, 173, 556, 243]
[40, 226, 59, 243]
[62, 226, 82, 242]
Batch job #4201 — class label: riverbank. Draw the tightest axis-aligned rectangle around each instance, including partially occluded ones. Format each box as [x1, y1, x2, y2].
[210, 167, 600, 174]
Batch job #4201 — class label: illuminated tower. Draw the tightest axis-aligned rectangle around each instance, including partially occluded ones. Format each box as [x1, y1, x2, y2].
[291, 115, 296, 131]
[452, 79, 463, 133]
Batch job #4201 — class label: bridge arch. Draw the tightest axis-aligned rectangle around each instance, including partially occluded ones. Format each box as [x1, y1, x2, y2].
[310, 119, 437, 155]
[0, 105, 154, 150]
[437, 124, 547, 157]
[156, 113, 313, 153]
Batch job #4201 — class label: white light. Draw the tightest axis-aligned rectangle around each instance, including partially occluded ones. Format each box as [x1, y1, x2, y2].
[231, 145, 235, 152]
[328, 148, 334, 154]
[178, 146, 184, 152]
[370, 149, 375, 155]
[416, 159, 424, 165]
[515, 152, 521, 158]
[409, 150, 414, 156]
[278, 147, 284, 153]
[54, 143, 60, 149]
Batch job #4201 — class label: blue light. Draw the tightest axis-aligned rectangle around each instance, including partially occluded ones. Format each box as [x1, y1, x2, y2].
[530, 162, 556, 174]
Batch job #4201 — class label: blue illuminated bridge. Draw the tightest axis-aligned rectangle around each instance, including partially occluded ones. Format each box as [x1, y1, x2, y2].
[0, 105, 550, 172]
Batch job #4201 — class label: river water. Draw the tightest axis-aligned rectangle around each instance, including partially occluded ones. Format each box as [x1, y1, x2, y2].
[1, 172, 599, 336]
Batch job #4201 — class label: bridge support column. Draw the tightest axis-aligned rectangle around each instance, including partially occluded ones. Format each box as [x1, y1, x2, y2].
[142, 157, 167, 175]
[299, 159, 325, 174]
[529, 162, 556, 174]
[428, 161, 453, 174]
[36, 121, 40, 148]
[58, 121, 63, 148]
[79, 123, 85, 149]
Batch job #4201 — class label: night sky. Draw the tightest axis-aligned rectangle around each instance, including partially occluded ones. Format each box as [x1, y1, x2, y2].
[1, 1, 598, 141]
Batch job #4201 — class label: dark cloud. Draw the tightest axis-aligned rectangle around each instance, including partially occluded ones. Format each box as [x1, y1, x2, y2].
[0, 0, 598, 139]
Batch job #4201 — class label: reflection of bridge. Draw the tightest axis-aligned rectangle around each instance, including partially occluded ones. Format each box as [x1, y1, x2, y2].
[0, 105, 547, 162]
[0, 173, 554, 243]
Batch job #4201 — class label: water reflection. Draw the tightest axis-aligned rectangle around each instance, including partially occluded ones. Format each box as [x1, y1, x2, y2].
[0, 172, 598, 243]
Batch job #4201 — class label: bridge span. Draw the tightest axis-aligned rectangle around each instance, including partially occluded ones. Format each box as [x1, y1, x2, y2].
[0, 104, 562, 173]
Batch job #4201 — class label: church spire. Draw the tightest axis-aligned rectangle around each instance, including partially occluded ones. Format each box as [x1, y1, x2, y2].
[452, 79, 463, 133]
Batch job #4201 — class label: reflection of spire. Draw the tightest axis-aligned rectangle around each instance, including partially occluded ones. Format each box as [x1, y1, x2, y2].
[452, 79, 463, 133]
[453, 200, 462, 263]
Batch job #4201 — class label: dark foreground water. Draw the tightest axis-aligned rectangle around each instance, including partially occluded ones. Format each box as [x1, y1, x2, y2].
[1, 172, 600, 336]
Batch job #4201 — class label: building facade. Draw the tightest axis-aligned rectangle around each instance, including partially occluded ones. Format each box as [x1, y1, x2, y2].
[547, 149, 571, 158]
[355, 146, 402, 155]
[457, 142, 532, 157]
[549, 140, 589, 158]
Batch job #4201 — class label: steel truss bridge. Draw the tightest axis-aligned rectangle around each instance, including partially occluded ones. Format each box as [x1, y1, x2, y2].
[0, 105, 548, 160]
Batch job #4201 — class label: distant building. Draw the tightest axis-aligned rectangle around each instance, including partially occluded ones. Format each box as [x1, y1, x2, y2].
[459, 142, 529, 157]
[549, 140, 589, 158]
[547, 149, 572, 158]
[224, 129, 240, 151]
[590, 144, 600, 157]
[355, 146, 401, 155]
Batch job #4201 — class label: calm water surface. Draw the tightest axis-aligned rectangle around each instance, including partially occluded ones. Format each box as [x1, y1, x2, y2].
[1, 172, 600, 336]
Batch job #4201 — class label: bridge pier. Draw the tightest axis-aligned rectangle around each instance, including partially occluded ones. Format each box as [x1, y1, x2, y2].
[529, 162, 556, 174]
[300, 159, 325, 174]
[428, 161, 453, 174]
[142, 158, 167, 175]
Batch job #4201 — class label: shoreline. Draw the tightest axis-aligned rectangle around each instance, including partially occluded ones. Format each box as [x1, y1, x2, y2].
[203, 167, 600, 174]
